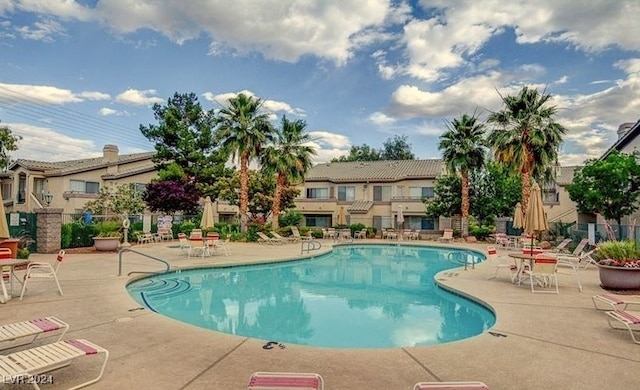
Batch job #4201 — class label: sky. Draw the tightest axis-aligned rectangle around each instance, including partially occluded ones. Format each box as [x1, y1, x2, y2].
[1, 0, 640, 167]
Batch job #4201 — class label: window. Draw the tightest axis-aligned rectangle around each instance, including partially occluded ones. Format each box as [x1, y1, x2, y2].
[409, 187, 434, 199]
[70, 180, 100, 194]
[306, 187, 329, 199]
[373, 215, 393, 232]
[542, 189, 559, 204]
[131, 183, 147, 195]
[373, 185, 391, 201]
[305, 214, 332, 227]
[18, 175, 26, 204]
[337, 186, 355, 201]
[1, 182, 11, 200]
[406, 216, 435, 230]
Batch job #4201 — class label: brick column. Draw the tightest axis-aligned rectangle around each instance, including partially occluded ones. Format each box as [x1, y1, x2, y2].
[35, 208, 63, 254]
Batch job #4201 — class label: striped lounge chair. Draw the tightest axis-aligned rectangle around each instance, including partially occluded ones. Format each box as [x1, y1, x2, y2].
[0, 338, 109, 389]
[605, 310, 640, 344]
[413, 381, 490, 389]
[248, 372, 324, 389]
[592, 294, 640, 311]
[0, 316, 69, 351]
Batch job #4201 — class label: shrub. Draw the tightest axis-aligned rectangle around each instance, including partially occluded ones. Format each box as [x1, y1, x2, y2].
[279, 210, 303, 227]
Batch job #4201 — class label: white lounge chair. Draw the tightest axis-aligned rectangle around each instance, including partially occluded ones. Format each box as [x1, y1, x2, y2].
[0, 317, 69, 351]
[257, 232, 283, 245]
[438, 229, 454, 243]
[0, 338, 109, 389]
[592, 294, 640, 311]
[413, 381, 490, 389]
[20, 250, 65, 300]
[248, 371, 324, 390]
[605, 310, 640, 344]
[271, 231, 297, 243]
[291, 226, 312, 241]
[547, 238, 573, 253]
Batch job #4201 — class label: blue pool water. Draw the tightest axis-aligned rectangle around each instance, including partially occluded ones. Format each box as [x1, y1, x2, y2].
[127, 244, 495, 348]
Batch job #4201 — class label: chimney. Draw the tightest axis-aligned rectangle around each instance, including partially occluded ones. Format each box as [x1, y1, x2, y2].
[617, 122, 635, 139]
[103, 144, 119, 174]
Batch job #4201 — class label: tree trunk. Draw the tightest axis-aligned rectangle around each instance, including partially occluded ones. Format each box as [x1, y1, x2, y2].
[271, 173, 286, 229]
[461, 172, 470, 237]
[521, 168, 532, 220]
[239, 153, 249, 233]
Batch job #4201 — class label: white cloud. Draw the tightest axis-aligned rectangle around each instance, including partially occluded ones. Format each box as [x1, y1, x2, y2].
[203, 90, 305, 117]
[14, 18, 65, 41]
[369, 112, 396, 126]
[0, 82, 83, 104]
[306, 130, 351, 162]
[8, 122, 100, 162]
[115, 88, 163, 106]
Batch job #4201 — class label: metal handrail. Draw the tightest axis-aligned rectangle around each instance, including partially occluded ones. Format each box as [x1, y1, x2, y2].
[301, 240, 322, 255]
[118, 248, 171, 276]
[447, 251, 478, 271]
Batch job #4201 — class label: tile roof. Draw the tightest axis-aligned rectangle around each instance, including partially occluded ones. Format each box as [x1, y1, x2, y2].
[306, 159, 444, 182]
[9, 152, 155, 176]
[601, 119, 640, 159]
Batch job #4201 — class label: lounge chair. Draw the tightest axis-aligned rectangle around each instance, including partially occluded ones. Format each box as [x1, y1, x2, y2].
[592, 294, 640, 311]
[257, 232, 283, 245]
[0, 338, 109, 389]
[0, 317, 69, 351]
[19, 250, 65, 300]
[291, 226, 311, 241]
[485, 246, 517, 281]
[557, 248, 598, 271]
[438, 229, 454, 243]
[247, 371, 324, 390]
[547, 238, 573, 253]
[271, 231, 297, 243]
[413, 381, 490, 389]
[605, 310, 640, 344]
[136, 232, 155, 245]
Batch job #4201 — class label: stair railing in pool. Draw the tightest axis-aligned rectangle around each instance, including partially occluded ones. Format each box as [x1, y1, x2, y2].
[447, 250, 479, 271]
[118, 248, 171, 276]
[301, 240, 322, 255]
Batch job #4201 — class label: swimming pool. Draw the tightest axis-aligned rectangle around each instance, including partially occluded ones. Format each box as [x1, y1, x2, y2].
[127, 244, 495, 348]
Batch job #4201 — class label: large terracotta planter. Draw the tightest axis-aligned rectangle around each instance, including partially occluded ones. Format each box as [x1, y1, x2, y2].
[93, 237, 120, 251]
[597, 264, 640, 290]
[0, 238, 19, 257]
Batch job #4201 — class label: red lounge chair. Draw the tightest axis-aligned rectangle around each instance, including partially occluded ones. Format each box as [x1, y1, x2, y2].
[248, 372, 324, 389]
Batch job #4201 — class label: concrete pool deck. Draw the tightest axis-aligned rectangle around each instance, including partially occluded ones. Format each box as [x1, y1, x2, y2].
[1, 239, 638, 389]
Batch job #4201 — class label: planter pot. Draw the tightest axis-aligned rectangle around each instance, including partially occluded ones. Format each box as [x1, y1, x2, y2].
[0, 238, 20, 257]
[93, 237, 120, 251]
[597, 264, 640, 290]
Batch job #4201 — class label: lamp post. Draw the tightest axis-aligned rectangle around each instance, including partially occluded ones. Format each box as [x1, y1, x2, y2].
[43, 192, 53, 207]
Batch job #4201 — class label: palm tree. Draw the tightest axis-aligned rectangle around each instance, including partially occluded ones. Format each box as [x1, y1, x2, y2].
[486, 86, 566, 217]
[216, 93, 274, 232]
[261, 116, 316, 229]
[439, 113, 486, 236]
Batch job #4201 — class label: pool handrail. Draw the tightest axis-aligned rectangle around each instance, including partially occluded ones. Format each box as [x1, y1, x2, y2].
[301, 240, 322, 255]
[118, 248, 171, 276]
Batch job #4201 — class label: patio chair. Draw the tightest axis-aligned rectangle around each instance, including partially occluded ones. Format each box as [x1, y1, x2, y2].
[438, 229, 454, 243]
[592, 294, 640, 311]
[494, 233, 509, 248]
[136, 232, 155, 245]
[413, 381, 490, 389]
[177, 233, 192, 253]
[521, 254, 558, 294]
[157, 227, 174, 241]
[0, 316, 69, 351]
[485, 246, 517, 281]
[257, 232, 283, 245]
[0, 338, 109, 389]
[216, 238, 231, 256]
[247, 371, 324, 390]
[19, 250, 65, 300]
[354, 229, 367, 239]
[605, 310, 640, 344]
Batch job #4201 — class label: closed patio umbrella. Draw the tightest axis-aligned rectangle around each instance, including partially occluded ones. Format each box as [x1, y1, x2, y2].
[200, 196, 215, 230]
[397, 205, 404, 229]
[513, 202, 524, 230]
[0, 190, 9, 239]
[524, 182, 549, 252]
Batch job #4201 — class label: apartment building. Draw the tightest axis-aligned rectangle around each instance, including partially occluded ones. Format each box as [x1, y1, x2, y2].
[0, 145, 157, 214]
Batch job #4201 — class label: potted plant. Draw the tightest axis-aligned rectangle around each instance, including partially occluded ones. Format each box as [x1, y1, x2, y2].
[595, 240, 640, 290]
[93, 221, 122, 251]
